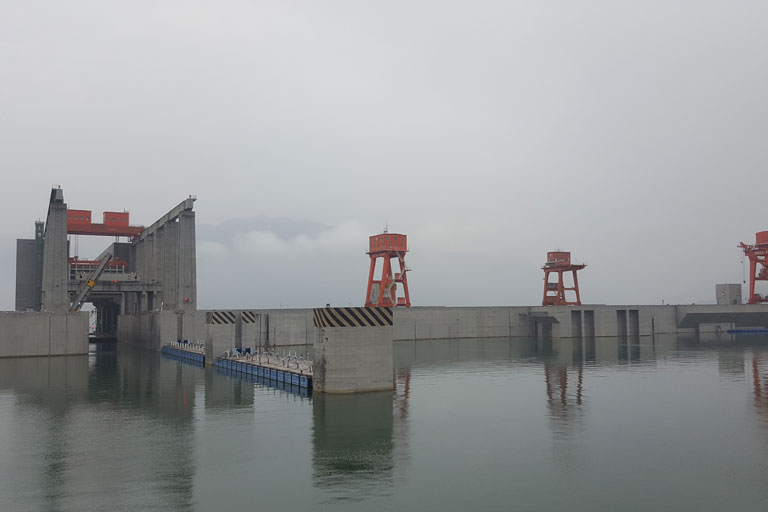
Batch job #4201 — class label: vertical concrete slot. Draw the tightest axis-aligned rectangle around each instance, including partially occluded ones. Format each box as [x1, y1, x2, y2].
[616, 309, 628, 339]
[629, 309, 640, 339]
[584, 310, 595, 339]
[571, 310, 583, 339]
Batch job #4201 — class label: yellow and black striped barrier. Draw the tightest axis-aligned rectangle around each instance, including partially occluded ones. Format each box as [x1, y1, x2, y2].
[205, 310, 238, 325]
[205, 310, 260, 325]
[313, 307, 393, 328]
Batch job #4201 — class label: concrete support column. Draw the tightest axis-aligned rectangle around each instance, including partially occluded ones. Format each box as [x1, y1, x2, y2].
[144, 233, 155, 285]
[177, 210, 196, 310]
[41, 189, 69, 312]
[163, 221, 179, 310]
[154, 226, 166, 307]
[135, 239, 145, 281]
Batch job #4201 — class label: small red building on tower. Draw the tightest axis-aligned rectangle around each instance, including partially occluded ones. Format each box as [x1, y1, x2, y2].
[365, 231, 411, 307]
[739, 231, 768, 304]
[542, 250, 586, 306]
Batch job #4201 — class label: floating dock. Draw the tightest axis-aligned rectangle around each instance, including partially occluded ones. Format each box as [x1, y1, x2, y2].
[214, 365, 311, 397]
[162, 344, 205, 366]
[214, 357, 312, 389]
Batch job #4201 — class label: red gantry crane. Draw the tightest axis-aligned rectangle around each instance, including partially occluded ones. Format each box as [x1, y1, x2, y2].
[739, 231, 768, 304]
[542, 250, 586, 306]
[365, 230, 411, 308]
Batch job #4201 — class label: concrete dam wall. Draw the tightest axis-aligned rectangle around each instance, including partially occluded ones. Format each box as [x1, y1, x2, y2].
[0, 312, 88, 358]
[395, 304, 768, 340]
[118, 308, 317, 357]
[117, 303, 768, 359]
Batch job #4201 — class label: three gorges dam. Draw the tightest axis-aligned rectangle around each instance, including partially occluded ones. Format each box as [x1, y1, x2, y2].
[3, 187, 768, 393]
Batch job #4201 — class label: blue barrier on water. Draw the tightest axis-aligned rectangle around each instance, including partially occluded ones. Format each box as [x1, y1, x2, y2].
[162, 346, 205, 367]
[213, 366, 311, 397]
[213, 357, 312, 390]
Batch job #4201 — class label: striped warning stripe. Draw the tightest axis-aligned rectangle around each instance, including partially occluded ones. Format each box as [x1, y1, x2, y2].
[242, 310, 257, 324]
[313, 307, 393, 328]
[205, 310, 238, 325]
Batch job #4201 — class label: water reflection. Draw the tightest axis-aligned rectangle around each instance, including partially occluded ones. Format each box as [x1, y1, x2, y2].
[751, 351, 768, 419]
[205, 368, 254, 409]
[2, 333, 768, 511]
[0, 348, 198, 511]
[312, 391, 395, 502]
[0, 356, 89, 512]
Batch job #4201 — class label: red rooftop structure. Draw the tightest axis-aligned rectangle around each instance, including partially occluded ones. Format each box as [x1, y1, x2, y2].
[66, 209, 144, 237]
[365, 231, 411, 307]
[739, 231, 768, 304]
[542, 250, 586, 306]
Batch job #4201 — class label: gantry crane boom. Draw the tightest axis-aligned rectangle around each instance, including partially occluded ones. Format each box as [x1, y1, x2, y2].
[70, 254, 112, 311]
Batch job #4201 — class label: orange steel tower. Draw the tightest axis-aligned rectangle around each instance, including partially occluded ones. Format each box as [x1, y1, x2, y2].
[542, 251, 586, 306]
[365, 231, 411, 307]
[739, 231, 768, 304]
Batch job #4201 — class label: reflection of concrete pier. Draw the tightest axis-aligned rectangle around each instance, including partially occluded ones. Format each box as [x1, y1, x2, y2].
[0, 350, 199, 510]
[312, 392, 394, 491]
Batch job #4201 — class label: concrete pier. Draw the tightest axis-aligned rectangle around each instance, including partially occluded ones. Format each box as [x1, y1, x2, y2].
[40, 188, 69, 312]
[312, 307, 394, 393]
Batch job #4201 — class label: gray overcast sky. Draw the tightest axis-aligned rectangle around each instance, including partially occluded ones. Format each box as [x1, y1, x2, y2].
[1, 0, 767, 309]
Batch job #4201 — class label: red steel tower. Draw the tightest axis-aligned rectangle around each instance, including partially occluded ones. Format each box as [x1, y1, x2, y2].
[365, 231, 411, 307]
[739, 231, 768, 304]
[542, 251, 586, 306]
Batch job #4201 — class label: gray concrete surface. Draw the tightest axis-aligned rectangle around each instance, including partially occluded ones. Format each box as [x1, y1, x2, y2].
[15, 239, 38, 311]
[313, 325, 394, 393]
[120, 303, 768, 365]
[41, 188, 69, 312]
[117, 310, 206, 352]
[0, 312, 88, 357]
[716, 283, 742, 305]
[393, 304, 768, 340]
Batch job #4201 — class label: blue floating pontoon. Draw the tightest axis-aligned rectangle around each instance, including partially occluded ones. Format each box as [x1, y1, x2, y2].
[213, 356, 312, 390]
[162, 346, 205, 367]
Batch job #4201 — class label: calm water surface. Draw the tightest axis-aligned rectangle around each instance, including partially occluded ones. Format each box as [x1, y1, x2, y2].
[1, 334, 768, 511]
